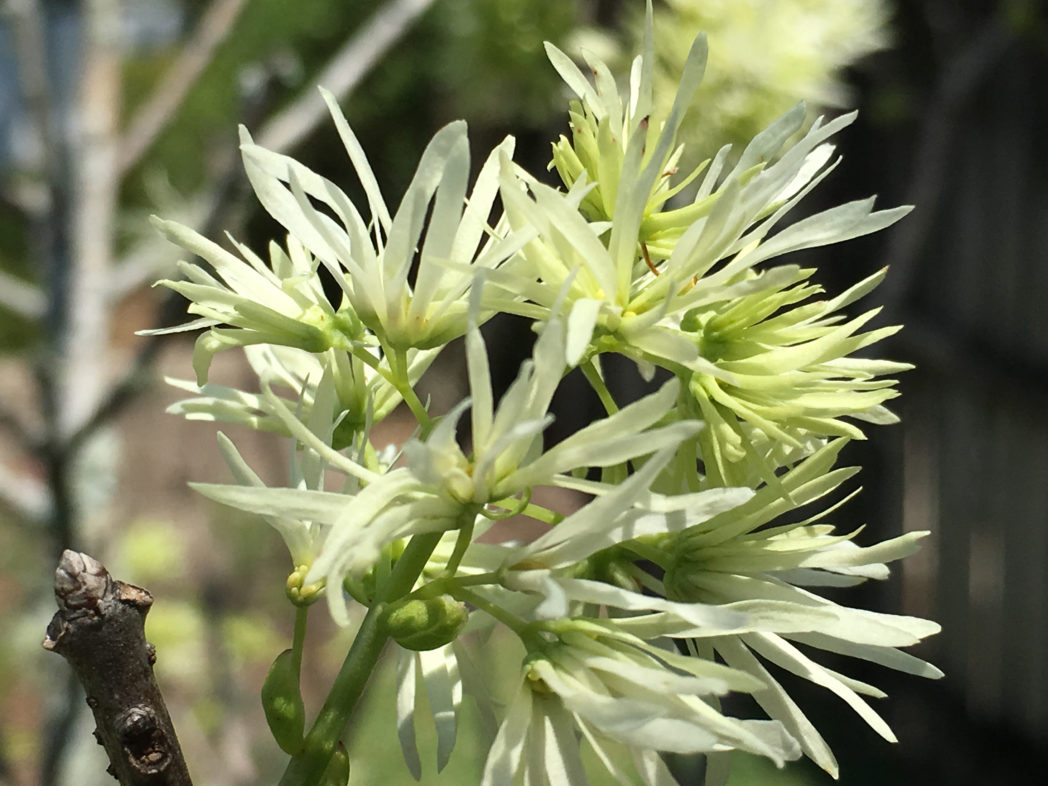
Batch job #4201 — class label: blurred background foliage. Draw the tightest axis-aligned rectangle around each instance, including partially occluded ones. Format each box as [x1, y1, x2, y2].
[2, 1, 1047, 784]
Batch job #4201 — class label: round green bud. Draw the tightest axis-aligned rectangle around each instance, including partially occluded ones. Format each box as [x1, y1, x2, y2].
[385, 596, 469, 651]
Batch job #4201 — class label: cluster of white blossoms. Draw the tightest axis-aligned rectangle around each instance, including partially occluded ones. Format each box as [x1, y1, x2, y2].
[152, 6, 939, 784]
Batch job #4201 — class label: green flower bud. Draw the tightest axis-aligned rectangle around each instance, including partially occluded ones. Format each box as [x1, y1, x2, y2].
[260, 649, 305, 754]
[385, 596, 469, 651]
[286, 565, 324, 606]
[331, 413, 362, 451]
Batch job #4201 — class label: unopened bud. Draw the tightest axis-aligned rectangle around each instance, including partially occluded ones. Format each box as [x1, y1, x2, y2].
[385, 596, 468, 651]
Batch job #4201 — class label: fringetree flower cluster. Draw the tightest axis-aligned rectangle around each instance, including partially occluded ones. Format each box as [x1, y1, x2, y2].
[150, 6, 939, 784]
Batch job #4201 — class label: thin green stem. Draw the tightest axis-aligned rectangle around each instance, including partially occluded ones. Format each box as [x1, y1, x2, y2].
[580, 358, 619, 416]
[348, 344, 392, 383]
[409, 570, 503, 600]
[441, 518, 475, 578]
[379, 531, 444, 601]
[388, 347, 433, 434]
[278, 532, 443, 785]
[580, 358, 635, 484]
[453, 586, 529, 637]
[481, 489, 531, 520]
[350, 344, 431, 431]
[520, 502, 561, 526]
[290, 605, 309, 677]
[277, 603, 386, 786]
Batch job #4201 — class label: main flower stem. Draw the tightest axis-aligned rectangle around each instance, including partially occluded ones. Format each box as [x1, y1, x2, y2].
[278, 531, 443, 785]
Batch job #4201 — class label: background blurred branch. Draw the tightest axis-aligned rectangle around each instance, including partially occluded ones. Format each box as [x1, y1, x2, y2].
[73, 0, 442, 446]
[0, 397, 40, 450]
[0, 463, 49, 524]
[68, 70, 272, 453]
[7, 0, 56, 178]
[257, 0, 437, 152]
[0, 270, 46, 319]
[60, 0, 124, 439]
[118, 0, 250, 176]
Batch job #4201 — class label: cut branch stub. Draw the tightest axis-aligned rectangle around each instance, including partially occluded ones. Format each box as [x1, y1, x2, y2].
[43, 550, 193, 786]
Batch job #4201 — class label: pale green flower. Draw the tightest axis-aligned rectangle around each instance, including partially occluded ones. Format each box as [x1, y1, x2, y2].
[500, 440, 753, 577]
[190, 363, 367, 603]
[481, 619, 800, 785]
[496, 452, 838, 637]
[682, 266, 913, 485]
[239, 88, 530, 354]
[300, 315, 699, 608]
[546, 30, 710, 246]
[487, 18, 908, 380]
[480, 439, 940, 780]
[189, 315, 701, 624]
[148, 223, 363, 384]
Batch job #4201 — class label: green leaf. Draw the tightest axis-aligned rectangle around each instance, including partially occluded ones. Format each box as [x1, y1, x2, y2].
[261, 649, 305, 755]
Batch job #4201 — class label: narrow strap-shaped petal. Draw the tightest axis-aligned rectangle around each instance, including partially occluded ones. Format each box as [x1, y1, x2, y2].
[319, 87, 392, 233]
[480, 680, 533, 786]
[395, 649, 422, 780]
[715, 636, 838, 777]
[744, 632, 897, 742]
[419, 645, 462, 771]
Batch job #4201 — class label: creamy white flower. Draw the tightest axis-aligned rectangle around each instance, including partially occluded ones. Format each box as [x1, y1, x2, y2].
[404, 316, 700, 508]
[642, 440, 944, 777]
[239, 88, 531, 352]
[481, 621, 801, 785]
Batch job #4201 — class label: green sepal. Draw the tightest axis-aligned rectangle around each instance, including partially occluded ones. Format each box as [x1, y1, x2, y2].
[261, 648, 306, 754]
